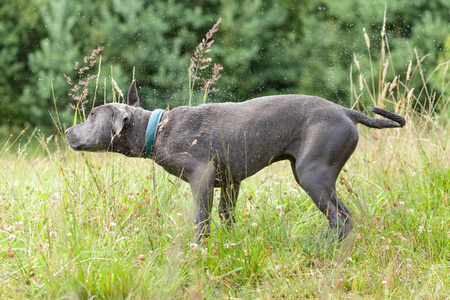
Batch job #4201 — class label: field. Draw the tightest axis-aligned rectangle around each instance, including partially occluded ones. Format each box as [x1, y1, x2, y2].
[2, 20, 450, 297]
[1, 97, 449, 299]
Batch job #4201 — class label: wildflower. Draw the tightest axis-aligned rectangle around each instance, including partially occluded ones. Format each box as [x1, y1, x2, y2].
[418, 226, 424, 233]
[408, 208, 414, 213]
[49, 230, 57, 237]
[7, 247, 14, 258]
[189, 243, 198, 250]
[137, 254, 146, 261]
[8, 234, 16, 241]
[382, 280, 387, 285]
[6, 225, 14, 232]
[276, 205, 285, 216]
[252, 222, 258, 227]
[109, 222, 117, 227]
[134, 227, 140, 232]
[66, 232, 72, 237]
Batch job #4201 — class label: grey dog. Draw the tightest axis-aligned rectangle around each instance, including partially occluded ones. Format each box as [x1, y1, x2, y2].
[65, 81, 405, 244]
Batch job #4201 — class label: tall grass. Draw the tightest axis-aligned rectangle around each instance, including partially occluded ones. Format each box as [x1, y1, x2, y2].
[1, 16, 449, 299]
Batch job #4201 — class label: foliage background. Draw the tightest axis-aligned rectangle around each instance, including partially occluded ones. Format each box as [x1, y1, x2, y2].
[0, 0, 449, 132]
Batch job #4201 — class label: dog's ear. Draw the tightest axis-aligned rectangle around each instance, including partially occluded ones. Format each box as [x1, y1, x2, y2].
[127, 80, 140, 107]
[112, 107, 130, 136]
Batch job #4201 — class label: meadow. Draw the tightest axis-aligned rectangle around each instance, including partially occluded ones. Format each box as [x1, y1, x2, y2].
[1, 19, 450, 299]
[1, 82, 449, 300]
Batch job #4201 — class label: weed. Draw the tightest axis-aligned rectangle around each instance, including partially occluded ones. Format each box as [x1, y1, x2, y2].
[188, 18, 223, 106]
[63, 46, 104, 124]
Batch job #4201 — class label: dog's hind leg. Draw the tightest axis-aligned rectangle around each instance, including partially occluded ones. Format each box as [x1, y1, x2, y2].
[219, 182, 240, 227]
[294, 160, 353, 244]
[292, 124, 358, 244]
[188, 163, 217, 243]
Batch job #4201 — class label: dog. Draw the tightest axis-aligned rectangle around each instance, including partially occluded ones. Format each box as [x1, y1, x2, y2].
[65, 81, 405, 244]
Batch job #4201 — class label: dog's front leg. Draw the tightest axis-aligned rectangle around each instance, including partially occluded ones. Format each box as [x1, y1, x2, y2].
[189, 163, 216, 243]
[219, 182, 240, 227]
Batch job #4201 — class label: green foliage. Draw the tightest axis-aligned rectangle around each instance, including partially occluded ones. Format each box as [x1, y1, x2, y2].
[0, 0, 449, 132]
[0, 0, 44, 128]
[25, 0, 83, 128]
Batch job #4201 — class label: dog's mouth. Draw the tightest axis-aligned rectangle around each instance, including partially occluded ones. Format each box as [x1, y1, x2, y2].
[66, 132, 94, 152]
[67, 145, 82, 151]
[65, 136, 91, 151]
[66, 139, 109, 152]
[66, 142, 84, 151]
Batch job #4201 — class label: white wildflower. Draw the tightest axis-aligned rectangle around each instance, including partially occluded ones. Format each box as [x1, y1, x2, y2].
[276, 205, 285, 216]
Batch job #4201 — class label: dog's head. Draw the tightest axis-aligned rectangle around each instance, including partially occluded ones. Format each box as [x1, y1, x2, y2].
[65, 81, 142, 155]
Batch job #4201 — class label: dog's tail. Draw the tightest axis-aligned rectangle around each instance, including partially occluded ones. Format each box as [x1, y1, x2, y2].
[347, 107, 406, 129]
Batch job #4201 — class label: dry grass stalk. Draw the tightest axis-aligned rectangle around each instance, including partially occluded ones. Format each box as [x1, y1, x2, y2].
[64, 46, 104, 121]
[406, 60, 412, 82]
[188, 19, 223, 105]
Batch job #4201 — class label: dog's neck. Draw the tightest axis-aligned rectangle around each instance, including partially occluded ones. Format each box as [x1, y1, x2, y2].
[144, 109, 165, 158]
[111, 108, 152, 158]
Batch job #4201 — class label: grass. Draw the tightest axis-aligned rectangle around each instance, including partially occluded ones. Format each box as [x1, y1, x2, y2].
[1, 97, 449, 299]
[1, 16, 450, 299]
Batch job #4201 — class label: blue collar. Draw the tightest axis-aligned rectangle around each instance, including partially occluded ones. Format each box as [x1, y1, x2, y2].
[144, 109, 164, 158]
